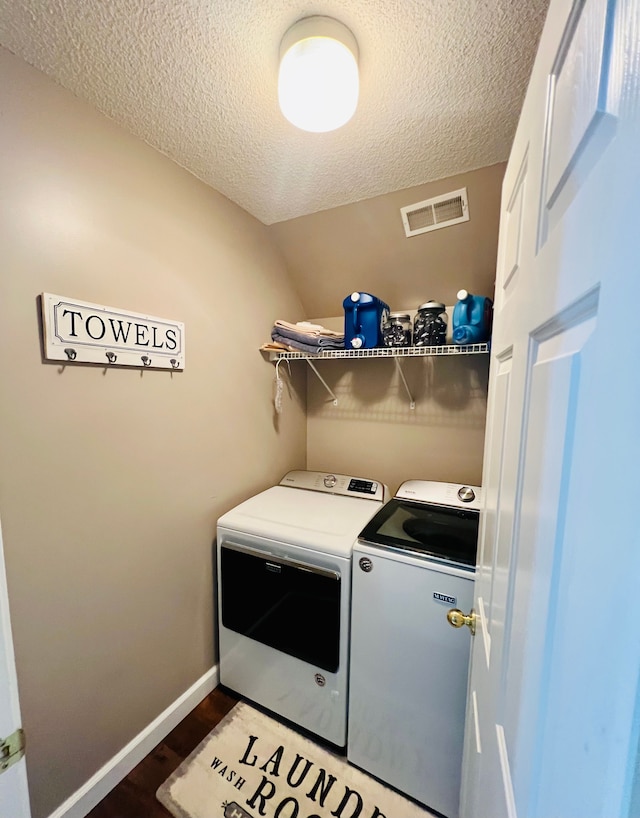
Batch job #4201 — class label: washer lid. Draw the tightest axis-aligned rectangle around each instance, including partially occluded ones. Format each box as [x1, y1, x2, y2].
[217, 485, 385, 557]
[358, 496, 479, 567]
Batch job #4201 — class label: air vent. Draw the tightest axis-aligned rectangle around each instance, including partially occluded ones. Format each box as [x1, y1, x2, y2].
[400, 188, 469, 237]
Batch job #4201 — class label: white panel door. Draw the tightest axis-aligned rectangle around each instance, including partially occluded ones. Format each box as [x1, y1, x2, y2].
[460, 0, 640, 816]
[0, 521, 31, 818]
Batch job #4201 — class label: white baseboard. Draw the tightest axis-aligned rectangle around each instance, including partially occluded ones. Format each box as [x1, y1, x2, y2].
[47, 665, 219, 818]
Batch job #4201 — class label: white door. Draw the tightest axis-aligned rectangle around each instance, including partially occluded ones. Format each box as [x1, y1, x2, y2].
[0, 521, 31, 818]
[459, 0, 640, 816]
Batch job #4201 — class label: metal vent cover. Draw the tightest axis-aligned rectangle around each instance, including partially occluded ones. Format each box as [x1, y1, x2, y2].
[401, 188, 470, 237]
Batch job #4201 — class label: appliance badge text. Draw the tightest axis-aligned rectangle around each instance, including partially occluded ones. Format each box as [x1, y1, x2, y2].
[433, 592, 456, 605]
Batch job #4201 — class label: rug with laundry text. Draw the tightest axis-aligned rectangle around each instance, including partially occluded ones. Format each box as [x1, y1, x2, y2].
[156, 701, 436, 818]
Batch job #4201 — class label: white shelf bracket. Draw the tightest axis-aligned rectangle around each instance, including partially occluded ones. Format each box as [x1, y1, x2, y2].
[394, 358, 415, 409]
[306, 359, 338, 406]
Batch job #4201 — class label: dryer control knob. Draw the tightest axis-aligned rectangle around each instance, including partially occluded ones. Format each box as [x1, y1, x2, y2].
[324, 474, 337, 488]
[458, 486, 476, 503]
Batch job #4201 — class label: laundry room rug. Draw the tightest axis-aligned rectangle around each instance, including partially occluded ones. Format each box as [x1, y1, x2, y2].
[157, 701, 437, 818]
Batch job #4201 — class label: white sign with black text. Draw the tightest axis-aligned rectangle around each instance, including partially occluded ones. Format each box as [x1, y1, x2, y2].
[41, 293, 185, 370]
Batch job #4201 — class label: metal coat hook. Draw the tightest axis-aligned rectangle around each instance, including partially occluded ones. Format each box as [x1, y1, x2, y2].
[105, 351, 117, 363]
[64, 348, 77, 361]
[141, 356, 152, 367]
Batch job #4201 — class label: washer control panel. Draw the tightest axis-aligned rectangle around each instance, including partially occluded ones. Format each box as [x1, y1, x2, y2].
[396, 480, 482, 510]
[280, 470, 386, 502]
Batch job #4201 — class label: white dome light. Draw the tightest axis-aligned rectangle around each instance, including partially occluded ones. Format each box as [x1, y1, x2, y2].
[278, 17, 359, 133]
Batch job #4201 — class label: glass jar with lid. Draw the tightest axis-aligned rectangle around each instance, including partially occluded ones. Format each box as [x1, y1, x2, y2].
[382, 312, 412, 347]
[413, 302, 447, 346]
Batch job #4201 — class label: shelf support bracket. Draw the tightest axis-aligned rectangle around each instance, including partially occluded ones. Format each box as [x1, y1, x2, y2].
[394, 358, 415, 409]
[306, 359, 338, 406]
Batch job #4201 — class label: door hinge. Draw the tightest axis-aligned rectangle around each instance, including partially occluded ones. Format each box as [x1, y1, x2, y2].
[0, 728, 25, 774]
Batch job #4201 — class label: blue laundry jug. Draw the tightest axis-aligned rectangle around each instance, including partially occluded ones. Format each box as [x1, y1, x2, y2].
[343, 292, 390, 349]
[452, 289, 493, 345]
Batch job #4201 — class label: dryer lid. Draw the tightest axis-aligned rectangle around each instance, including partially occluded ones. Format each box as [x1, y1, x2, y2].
[217, 485, 385, 558]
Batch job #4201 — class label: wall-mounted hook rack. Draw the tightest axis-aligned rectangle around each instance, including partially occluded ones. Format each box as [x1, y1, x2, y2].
[41, 293, 185, 370]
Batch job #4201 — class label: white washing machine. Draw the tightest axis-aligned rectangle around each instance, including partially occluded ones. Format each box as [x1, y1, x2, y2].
[216, 470, 386, 747]
[348, 480, 481, 818]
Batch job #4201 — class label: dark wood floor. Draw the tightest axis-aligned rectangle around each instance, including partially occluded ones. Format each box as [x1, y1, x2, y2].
[86, 687, 239, 818]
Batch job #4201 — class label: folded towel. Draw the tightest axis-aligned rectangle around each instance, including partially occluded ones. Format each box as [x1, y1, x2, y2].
[274, 320, 343, 339]
[271, 332, 336, 355]
[273, 325, 344, 349]
[260, 341, 290, 352]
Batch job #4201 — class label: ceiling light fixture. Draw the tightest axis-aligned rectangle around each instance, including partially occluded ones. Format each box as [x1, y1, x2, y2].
[278, 16, 359, 133]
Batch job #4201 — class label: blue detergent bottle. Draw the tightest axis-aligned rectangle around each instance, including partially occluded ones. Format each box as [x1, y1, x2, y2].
[343, 292, 390, 349]
[452, 289, 493, 344]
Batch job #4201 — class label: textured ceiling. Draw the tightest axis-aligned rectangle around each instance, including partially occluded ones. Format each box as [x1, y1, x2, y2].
[0, 0, 549, 225]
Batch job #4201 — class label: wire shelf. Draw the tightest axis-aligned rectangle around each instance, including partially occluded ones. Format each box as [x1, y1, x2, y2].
[267, 343, 489, 361]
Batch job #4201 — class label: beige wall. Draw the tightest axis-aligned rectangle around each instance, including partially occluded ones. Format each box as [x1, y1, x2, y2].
[304, 351, 489, 495]
[0, 49, 306, 818]
[270, 165, 503, 495]
[269, 163, 505, 318]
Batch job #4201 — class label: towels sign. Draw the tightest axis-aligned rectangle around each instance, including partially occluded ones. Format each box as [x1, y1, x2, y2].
[41, 293, 185, 370]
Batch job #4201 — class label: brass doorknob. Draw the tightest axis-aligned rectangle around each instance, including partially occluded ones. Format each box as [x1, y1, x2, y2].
[447, 608, 476, 636]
